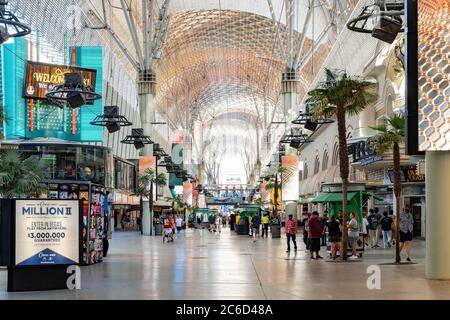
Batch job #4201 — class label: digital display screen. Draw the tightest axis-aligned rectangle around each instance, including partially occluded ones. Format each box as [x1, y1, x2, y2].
[418, 0, 450, 151]
[24, 61, 97, 100]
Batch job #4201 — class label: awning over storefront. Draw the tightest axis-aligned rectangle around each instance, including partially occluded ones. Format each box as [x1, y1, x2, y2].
[312, 192, 358, 203]
[362, 192, 384, 201]
[298, 196, 316, 203]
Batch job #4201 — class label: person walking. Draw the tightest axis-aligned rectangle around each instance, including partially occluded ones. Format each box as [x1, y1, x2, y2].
[347, 212, 360, 259]
[222, 215, 227, 228]
[399, 208, 414, 262]
[308, 211, 323, 260]
[176, 215, 183, 234]
[215, 214, 222, 234]
[208, 214, 215, 232]
[367, 209, 380, 248]
[251, 214, 261, 242]
[374, 207, 383, 246]
[285, 214, 297, 253]
[261, 213, 270, 238]
[361, 211, 369, 247]
[389, 209, 397, 245]
[302, 212, 310, 251]
[380, 211, 393, 248]
[321, 211, 329, 246]
[326, 215, 341, 260]
[169, 215, 176, 235]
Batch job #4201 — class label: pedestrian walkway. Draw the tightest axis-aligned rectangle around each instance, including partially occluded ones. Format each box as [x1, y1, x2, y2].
[1, 229, 449, 300]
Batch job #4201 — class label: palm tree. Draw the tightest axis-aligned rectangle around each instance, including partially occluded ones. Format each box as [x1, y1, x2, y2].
[134, 168, 167, 235]
[0, 149, 47, 198]
[367, 114, 405, 263]
[306, 68, 377, 260]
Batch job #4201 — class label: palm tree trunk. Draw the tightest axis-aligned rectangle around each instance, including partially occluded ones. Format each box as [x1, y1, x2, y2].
[336, 104, 349, 261]
[149, 182, 153, 236]
[393, 142, 402, 263]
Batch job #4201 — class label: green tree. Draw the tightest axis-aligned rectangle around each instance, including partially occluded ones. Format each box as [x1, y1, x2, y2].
[0, 149, 47, 198]
[306, 69, 377, 260]
[367, 114, 405, 263]
[134, 169, 167, 235]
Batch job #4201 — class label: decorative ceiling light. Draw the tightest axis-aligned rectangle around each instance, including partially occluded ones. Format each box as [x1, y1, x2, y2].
[89, 106, 132, 133]
[346, 0, 404, 44]
[153, 143, 168, 159]
[45, 72, 102, 109]
[279, 128, 313, 149]
[158, 156, 173, 167]
[292, 103, 334, 131]
[121, 128, 153, 150]
[0, 1, 31, 44]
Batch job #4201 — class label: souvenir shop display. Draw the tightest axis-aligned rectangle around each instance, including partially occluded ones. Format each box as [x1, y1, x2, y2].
[41, 181, 110, 265]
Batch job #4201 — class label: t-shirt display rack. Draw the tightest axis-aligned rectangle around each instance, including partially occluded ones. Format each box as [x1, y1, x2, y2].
[42, 180, 110, 265]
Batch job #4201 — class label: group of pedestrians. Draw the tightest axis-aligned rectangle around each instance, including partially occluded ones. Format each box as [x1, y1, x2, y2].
[162, 214, 185, 242]
[292, 207, 415, 261]
[208, 214, 226, 233]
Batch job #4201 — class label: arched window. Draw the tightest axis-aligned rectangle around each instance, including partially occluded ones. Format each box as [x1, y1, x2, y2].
[322, 150, 329, 171]
[314, 155, 320, 175]
[303, 163, 309, 180]
[332, 142, 339, 166]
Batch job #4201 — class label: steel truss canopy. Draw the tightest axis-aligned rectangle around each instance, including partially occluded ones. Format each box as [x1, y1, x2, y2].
[7, 0, 357, 183]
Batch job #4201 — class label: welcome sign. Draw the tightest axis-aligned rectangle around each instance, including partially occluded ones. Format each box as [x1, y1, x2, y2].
[15, 200, 79, 266]
[24, 61, 97, 100]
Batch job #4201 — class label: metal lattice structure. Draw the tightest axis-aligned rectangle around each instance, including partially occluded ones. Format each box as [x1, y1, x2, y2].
[5, 0, 357, 183]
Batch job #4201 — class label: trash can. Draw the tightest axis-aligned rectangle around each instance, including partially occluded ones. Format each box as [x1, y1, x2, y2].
[271, 224, 281, 238]
[154, 223, 163, 236]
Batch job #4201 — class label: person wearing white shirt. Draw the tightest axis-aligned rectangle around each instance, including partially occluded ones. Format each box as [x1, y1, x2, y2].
[176, 216, 183, 233]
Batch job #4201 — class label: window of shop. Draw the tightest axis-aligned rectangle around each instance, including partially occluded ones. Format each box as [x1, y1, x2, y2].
[19, 144, 110, 185]
[114, 158, 136, 192]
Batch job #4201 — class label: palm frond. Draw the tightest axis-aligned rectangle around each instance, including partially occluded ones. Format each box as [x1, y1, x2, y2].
[0, 149, 47, 198]
[367, 114, 405, 155]
[155, 173, 167, 186]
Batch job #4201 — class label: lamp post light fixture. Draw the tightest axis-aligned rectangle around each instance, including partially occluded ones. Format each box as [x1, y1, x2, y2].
[0, 1, 31, 44]
[121, 128, 154, 150]
[90, 106, 132, 133]
[45, 72, 102, 109]
[291, 103, 335, 131]
[346, 0, 404, 44]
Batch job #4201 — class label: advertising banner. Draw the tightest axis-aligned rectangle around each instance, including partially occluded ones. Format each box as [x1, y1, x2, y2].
[139, 156, 157, 176]
[24, 61, 97, 100]
[281, 155, 299, 201]
[418, 0, 450, 151]
[15, 200, 79, 266]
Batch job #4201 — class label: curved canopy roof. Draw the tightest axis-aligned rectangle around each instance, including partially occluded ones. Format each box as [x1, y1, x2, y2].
[8, 0, 357, 183]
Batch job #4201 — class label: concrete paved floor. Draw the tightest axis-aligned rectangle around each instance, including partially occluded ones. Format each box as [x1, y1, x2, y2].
[1, 228, 449, 300]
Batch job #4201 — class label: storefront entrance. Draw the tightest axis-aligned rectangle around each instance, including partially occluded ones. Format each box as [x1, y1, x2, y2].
[403, 196, 426, 238]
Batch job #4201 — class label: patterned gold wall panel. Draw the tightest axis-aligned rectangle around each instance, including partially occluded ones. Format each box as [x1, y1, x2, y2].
[418, 0, 450, 151]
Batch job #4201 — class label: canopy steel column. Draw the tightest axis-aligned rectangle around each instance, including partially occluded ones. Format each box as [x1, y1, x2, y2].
[425, 151, 450, 279]
[139, 70, 156, 236]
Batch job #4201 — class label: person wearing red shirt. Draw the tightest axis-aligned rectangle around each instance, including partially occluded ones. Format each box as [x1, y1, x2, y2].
[285, 214, 298, 253]
[308, 211, 324, 260]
